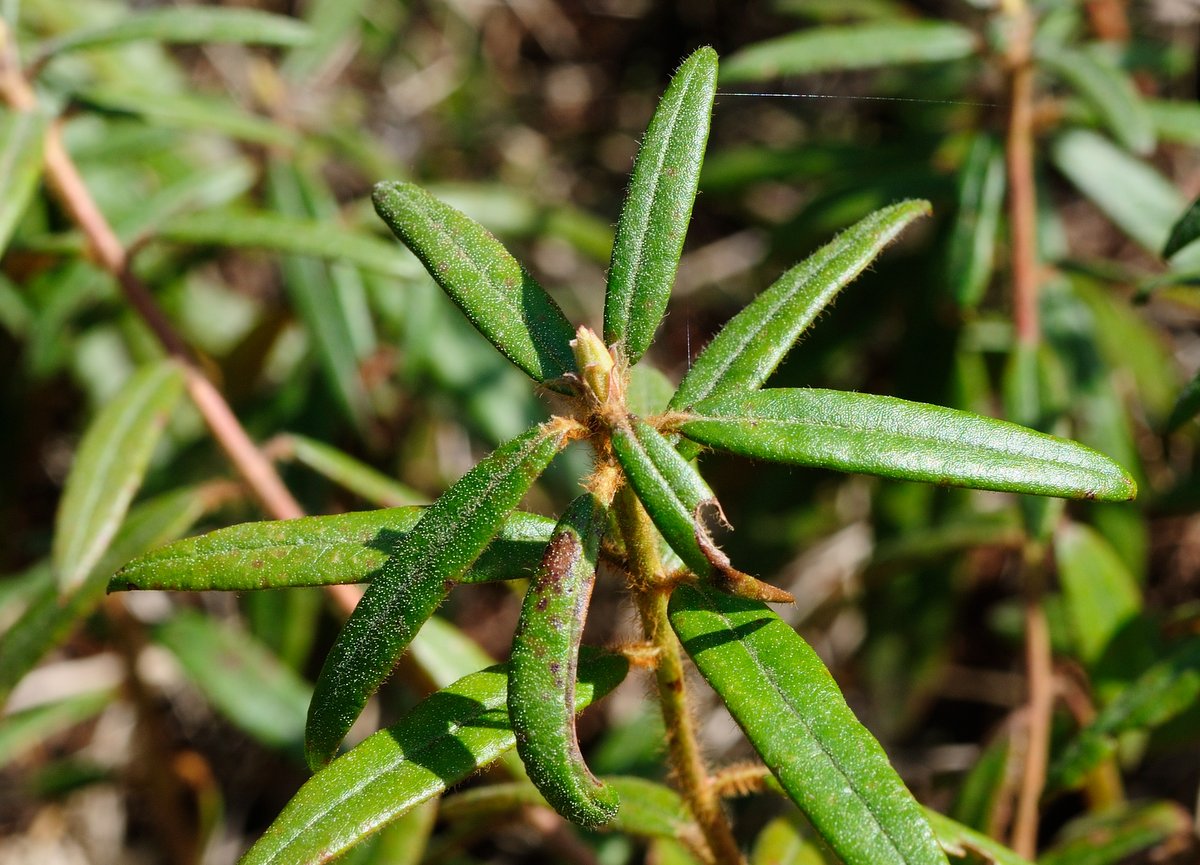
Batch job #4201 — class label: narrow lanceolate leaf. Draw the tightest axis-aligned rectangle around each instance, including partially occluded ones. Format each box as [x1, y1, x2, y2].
[1054, 523, 1141, 672]
[154, 611, 312, 756]
[305, 424, 569, 768]
[946, 136, 1004, 311]
[678, 389, 1136, 502]
[110, 507, 553, 593]
[159, 211, 423, 280]
[279, 433, 426, 507]
[0, 689, 114, 768]
[0, 109, 47, 256]
[35, 7, 311, 62]
[670, 200, 930, 412]
[1163, 194, 1200, 260]
[53, 360, 185, 592]
[510, 493, 617, 829]
[440, 776, 691, 840]
[373, 181, 576, 387]
[750, 814, 828, 865]
[604, 47, 717, 364]
[241, 652, 628, 865]
[721, 22, 978, 82]
[1051, 130, 1183, 257]
[922, 810, 1031, 865]
[1039, 801, 1190, 865]
[2, 487, 210, 706]
[1165, 368, 1200, 431]
[668, 584, 947, 865]
[611, 418, 792, 603]
[1038, 47, 1155, 155]
[1049, 638, 1200, 792]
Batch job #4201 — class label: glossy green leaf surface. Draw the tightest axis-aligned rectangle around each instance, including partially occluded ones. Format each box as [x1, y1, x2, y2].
[35, 7, 311, 61]
[0, 689, 114, 768]
[510, 493, 616, 828]
[305, 424, 567, 767]
[439, 776, 690, 839]
[2, 487, 209, 705]
[1039, 801, 1189, 865]
[1051, 130, 1183, 257]
[604, 47, 717, 364]
[110, 507, 553, 592]
[52, 360, 185, 592]
[945, 136, 1004, 310]
[670, 200, 930, 412]
[611, 418, 791, 602]
[1165, 368, 1200, 432]
[1039, 47, 1155, 155]
[280, 433, 426, 507]
[922, 810, 1030, 865]
[0, 109, 47, 256]
[678, 389, 1136, 501]
[721, 22, 977, 82]
[155, 610, 312, 756]
[1050, 638, 1200, 791]
[668, 584, 947, 865]
[373, 181, 576, 387]
[159, 211, 422, 279]
[241, 652, 628, 865]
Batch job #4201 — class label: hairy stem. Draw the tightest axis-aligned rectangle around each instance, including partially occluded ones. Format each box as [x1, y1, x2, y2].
[613, 487, 743, 865]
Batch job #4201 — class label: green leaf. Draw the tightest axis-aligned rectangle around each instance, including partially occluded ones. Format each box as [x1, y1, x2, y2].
[669, 200, 930, 412]
[1, 487, 210, 705]
[668, 584, 947, 865]
[52, 360, 186, 592]
[510, 493, 616, 828]
[277, 434, 426, 507]
[0, 689, 114, 768]
[948, 737, 1010, 835]
[1039, 801, 1190, 865]
[1165, 368, 1200, 432]
[439, 776, 691, 839]
[305, 424, 568, 768]
[0, 109, 47, 256]
[1038, 47, 1155, 155]
[158, 211, 422, 279]
[154, 610, 312, 756]
[1147, 99, 1200, 146]
[372, 181, 577, 387]
[268, 160, 377, 433]
[945, 135, 1004, 311]
[610, 417, 791, 603]
[1054, 522, 1143, 676]
[110, 507, 553, 593]
[1049, 638, 1200, 791]
[751, 814, 830, 865]
[677, 389, 1136, 502]
[921, 810, 1031, 865]
[1163, 194, 1200, 260]
[721, 22, 978, 82]
[73, 87, 299, 149]
[35, 7, 311, 62]
[240, 652, 628, 865]
[1050, 129, 1183, 257]
[604, 46, 717, 364]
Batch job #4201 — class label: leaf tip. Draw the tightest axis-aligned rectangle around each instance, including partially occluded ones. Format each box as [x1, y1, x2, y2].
[693, 501, 793, 604]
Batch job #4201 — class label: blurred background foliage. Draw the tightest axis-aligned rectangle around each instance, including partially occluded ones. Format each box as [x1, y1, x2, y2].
[2, 0, 1200, 863]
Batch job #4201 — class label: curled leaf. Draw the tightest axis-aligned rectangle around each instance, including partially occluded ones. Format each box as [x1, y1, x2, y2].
[509, 493, 617, 828]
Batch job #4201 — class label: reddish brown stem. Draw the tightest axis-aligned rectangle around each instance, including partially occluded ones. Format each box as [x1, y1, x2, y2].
[0, 32, 360, 617]
[1005, 6, 1040, 347]
[1012, 549, 1052, 859]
